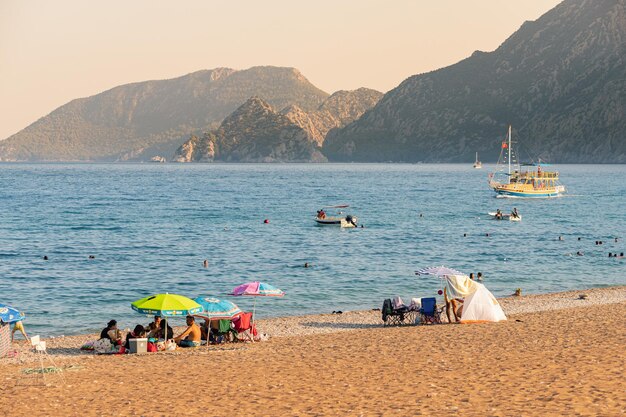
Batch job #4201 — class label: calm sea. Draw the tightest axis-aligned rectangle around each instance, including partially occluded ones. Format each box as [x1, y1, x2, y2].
[0, 163, 624, 336]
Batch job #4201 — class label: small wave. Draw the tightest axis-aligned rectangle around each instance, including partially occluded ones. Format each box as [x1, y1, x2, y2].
[69, 225, 123, 231]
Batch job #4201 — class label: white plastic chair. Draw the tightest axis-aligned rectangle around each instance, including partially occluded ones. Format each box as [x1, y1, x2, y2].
[23, 335, 65, 386]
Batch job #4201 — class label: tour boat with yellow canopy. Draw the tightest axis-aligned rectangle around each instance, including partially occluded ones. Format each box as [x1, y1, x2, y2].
[488, 126, 565, 198]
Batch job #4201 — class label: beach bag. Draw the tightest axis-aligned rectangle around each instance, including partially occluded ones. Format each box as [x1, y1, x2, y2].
[80, 340, 96, 351]
[93, 338, 114, 354]
[147, 342, 157, 353]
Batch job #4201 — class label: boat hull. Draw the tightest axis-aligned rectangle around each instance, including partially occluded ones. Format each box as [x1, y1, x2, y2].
[491, 182, 564, 198]
[494, 188, 561, 198]
[314, 216, 358, 228]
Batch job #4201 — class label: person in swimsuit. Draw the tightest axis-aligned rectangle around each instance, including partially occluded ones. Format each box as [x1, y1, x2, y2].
[175, 316, 202, 347]
[11, 320, 29, 342]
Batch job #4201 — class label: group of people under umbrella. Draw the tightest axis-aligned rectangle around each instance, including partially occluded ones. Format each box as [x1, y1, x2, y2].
[123, 281, 285, 351]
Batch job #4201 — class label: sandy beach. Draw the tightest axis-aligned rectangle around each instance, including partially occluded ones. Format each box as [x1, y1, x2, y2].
[1, 286, 625, 416]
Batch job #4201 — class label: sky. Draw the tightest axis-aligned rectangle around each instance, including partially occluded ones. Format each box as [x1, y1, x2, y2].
[0, 0, 562, 140]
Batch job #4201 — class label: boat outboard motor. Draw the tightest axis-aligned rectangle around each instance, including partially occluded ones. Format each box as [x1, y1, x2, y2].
[345, 215, 357, 227]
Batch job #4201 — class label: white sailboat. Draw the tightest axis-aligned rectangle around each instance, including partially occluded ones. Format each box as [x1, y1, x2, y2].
[473, 152, 482, 169]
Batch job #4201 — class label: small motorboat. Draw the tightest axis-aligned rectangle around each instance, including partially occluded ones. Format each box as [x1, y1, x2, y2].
[488, 211, 522, 221]
[315, 205, 358, 228]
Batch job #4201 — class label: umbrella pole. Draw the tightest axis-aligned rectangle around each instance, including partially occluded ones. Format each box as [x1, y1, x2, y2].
[251, 297, 257, 343]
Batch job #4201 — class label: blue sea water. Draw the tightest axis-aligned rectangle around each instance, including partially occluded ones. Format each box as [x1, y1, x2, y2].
[0, 163, 624, 336]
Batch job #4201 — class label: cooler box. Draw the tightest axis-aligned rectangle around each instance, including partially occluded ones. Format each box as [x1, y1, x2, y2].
[129, 338, 147, 354]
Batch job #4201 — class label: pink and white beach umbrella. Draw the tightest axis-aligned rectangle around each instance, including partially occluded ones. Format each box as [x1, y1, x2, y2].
[230, 281, 284, 336]
[231, 281, 285, 297]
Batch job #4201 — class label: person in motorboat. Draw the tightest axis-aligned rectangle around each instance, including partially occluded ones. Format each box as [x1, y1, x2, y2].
[345, 214, 357, 227]
[495, 209, 503, 220]
[511, 207, 520, 219]
[316, 209, 326, 219]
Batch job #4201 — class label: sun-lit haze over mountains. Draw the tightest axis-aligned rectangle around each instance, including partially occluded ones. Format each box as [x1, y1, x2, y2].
[0, 0, 561, 140]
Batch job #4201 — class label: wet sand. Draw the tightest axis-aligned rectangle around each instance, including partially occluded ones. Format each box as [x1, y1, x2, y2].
[1, 287, 625, 416]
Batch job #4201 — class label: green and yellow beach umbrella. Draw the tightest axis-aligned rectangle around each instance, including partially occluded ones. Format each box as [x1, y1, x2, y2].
[131, 293, 202, 317]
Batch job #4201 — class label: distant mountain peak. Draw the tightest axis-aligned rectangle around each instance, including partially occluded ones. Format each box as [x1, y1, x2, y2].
[324, 0, 626, 163]
[0, 66, 329, 161]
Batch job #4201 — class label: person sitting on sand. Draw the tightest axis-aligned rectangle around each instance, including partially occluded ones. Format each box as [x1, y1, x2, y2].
[158, 319, 174, 340]
[100, 320, 117, 341]
[174, 316, 201, 347]
[146, 322, 157, 338]
[124, 325, 146, 351]
[147, 316, 162, 338]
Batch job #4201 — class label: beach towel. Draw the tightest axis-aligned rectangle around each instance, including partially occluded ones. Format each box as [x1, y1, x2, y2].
[392, 296, 407, 310]
[409, 298, 421, 311]
[92, 338, 117, 354]
[446, 274, 479, 299]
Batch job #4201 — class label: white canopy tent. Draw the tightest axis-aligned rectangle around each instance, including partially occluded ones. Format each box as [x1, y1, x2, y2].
[445, 274, 507, 323]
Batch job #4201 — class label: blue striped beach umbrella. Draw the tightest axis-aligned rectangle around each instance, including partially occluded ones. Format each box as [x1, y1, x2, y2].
[0, 303, 25, 324]
[415, 266, 465, 277]
[193, 297, 242, 320]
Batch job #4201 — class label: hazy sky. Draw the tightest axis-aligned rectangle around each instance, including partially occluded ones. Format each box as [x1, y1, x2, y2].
[0, 0, 562, 139]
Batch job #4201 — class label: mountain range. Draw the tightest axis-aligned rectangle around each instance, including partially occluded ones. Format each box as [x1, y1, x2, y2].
[0, 67, 329, 161]
[323, 0, 626, 163]
[1, 0, 624, 163]
[173, 97, 326, 163]
[173, 88, 382, 162]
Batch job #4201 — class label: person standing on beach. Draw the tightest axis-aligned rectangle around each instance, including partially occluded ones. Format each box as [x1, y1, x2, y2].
[11, 320, 29, 342]
[443, 287, 462, 323]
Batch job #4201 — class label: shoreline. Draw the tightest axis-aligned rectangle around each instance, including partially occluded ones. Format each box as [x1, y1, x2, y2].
[3, 285, 625, 362]
[1, 286, 625, 416]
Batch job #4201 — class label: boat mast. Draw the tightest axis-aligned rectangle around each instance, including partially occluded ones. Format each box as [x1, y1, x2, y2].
[507, 125, 512, 182]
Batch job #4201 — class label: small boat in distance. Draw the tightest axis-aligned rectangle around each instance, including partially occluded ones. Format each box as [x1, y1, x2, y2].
[488, 125, 565, 198]
[488, 209, 522, 221]
[315, 205, 358, 228]
[473, 152, 482, 169]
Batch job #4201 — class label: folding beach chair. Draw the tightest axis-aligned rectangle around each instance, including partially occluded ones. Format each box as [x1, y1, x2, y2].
[232, 312, 256, 342]
[382, 299, 406, 325]
[419, 297, 442, 324]
[216, 319, 237, 343]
